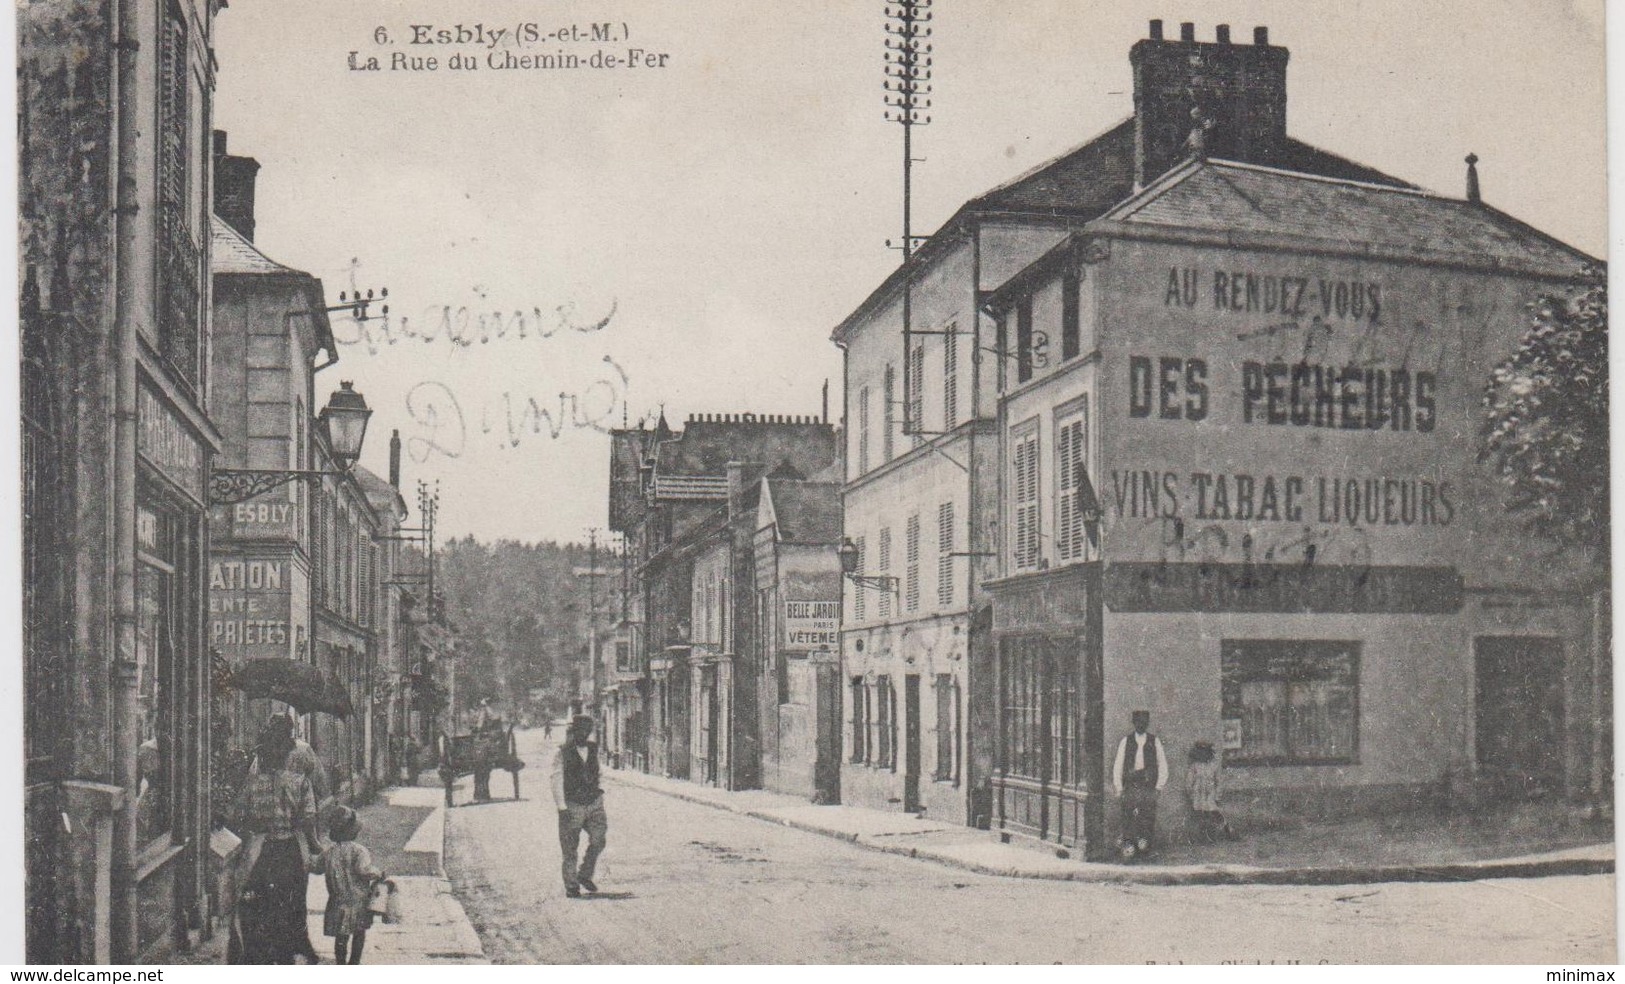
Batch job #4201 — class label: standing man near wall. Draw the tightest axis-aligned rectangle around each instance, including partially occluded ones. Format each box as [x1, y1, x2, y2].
[552, 715, 609, 897]
[1112, 710, 1168, 859]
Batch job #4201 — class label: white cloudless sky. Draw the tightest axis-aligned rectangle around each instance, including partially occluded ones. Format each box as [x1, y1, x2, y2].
[212, 0, 1606, 546]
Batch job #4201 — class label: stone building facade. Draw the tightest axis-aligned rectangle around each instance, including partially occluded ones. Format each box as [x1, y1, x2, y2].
[21, 0, 226, 962]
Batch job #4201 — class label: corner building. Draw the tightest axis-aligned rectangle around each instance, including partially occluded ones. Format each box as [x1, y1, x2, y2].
[833, 19, 1606, 848]
[976, 24, 1604, 858]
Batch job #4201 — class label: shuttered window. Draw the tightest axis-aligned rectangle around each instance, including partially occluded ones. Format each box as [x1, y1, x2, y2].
[1055, 407, 1089, 563]
[905, 513, 920, 613]
[936, 502, 954, 608]
[1012, 427, 1041, 571]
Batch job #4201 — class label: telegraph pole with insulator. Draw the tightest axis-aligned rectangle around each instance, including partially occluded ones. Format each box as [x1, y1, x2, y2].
[884, 0, 932, 436]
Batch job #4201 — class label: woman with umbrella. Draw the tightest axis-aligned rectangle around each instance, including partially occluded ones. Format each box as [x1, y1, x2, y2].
[229, 717, 321, 964]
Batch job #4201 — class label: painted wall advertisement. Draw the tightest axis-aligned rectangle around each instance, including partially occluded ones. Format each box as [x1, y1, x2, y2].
[1101, 246, 1504, 574]
[209, 554, 295, 659]
[784, 600, 839, 652]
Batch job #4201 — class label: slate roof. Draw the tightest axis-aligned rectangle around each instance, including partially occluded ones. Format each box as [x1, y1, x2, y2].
[1104, 158, 1591, 274]
[211, 216, 300, 276]
[833, 121, 1416, 341]
[968, 119, 1413, 220]
[764, 480, 842, 545]
[654, 419, 837, 479]
[354, 466, 407, 520]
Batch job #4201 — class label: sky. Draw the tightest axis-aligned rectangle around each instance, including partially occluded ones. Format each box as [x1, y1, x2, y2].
[211, 0, 1608, 546]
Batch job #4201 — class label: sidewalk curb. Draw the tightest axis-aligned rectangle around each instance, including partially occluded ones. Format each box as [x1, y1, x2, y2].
[607, 772, 1615, 887]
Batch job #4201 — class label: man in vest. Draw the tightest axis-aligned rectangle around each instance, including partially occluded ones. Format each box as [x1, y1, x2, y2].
[551, 714, 608, 897]
[1111, 709, 1169, 858]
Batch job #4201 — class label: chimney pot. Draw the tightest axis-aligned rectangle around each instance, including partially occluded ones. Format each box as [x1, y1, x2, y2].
[389, 429, 402, 489]
[212, 129, 227, 157]
[1465, 153, 1481, 203]
[1254, 26, 1269, 45]
[1149, 18, 1163, 40]
[1216, 24, 1230, 44]
[1179, 22, 1195, 41]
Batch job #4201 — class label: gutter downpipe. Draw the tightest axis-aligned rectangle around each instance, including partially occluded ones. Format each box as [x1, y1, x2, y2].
[110, 0, 142, 962]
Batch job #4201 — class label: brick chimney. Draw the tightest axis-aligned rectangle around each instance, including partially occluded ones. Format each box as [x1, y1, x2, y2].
[1130, 21, 1289, 188]
[389, 429, 402, 488]
[212, 130, 261, 241]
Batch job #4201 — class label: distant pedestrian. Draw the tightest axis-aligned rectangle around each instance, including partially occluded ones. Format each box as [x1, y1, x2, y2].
[230, 718, 320, 964]
[543, 719, 554, 740]
[322, 806, 386, 965]
[1111, 710, 1168, 859]
[1184, 741, 1234, 844]
[551, 715, 608, 898]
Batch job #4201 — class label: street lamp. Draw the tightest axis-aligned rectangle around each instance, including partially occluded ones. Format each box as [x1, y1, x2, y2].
[210, 380, 374, 505]
[838, 536, 899, 594]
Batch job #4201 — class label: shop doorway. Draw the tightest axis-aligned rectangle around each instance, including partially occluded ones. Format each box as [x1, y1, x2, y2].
[1475, 636, 1565, 797]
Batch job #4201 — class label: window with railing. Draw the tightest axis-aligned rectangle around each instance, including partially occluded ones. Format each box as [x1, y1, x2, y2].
[877, 527, 892, 619]
[851, 536, 866, 622]
[909, 343, 925, 448]
[883, 365, 895, 463]
[858, 387, 870, 475]
[905, 514, 920, 613]
[157, 2, 201, 388]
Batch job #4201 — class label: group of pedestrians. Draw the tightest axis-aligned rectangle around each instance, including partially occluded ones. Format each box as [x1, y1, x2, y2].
[226, 714, 390, 965]
[1111, 709, 1236, 860]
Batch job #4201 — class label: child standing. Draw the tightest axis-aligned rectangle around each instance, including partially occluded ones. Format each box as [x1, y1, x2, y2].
[322, 807, 385, 965]
[1184, 741, 1233, 844]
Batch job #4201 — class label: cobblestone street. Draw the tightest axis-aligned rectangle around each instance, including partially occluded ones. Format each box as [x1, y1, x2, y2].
[443, 731, 1614, 964]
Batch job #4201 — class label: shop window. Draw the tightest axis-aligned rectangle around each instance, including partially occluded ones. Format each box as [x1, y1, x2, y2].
[998, 636, 1081, 784]
[933, 673, 958, 782]
[936, 502, 954, 608]
[1222, 640, 1360, 766]
[1055, 406, 1089, 563]
[1011, 425, 1041, 571]
[135, 505, 178, 849]
[850, 677, 867, 764]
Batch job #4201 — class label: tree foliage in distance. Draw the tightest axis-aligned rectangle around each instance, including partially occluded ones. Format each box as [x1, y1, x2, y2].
[435, 536, 607, 719]
[1480, 263, 1609, 566]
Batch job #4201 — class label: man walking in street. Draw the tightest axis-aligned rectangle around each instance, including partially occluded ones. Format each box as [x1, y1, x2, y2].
[551, 714, 608, 898]
[1111, 710, 1168, 859]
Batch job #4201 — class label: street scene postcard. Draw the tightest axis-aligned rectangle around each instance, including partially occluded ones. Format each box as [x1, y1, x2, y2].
[12, 0, 1618, 968]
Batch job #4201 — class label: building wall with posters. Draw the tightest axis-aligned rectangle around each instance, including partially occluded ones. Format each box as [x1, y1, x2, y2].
[208, 179, 332, 761]
[754, 480, 844, 802]
[20, 0, 226, 963]
[981, 157, 1600, 857]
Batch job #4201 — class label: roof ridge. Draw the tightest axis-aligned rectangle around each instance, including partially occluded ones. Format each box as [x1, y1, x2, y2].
[1202, 158, 1449, 200]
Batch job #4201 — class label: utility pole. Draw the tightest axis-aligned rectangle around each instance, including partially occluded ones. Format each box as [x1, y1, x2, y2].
[885, 0, 933, 436]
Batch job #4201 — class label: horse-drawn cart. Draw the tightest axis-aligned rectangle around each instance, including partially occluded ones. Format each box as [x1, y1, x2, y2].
[437, 725, 524, 806]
